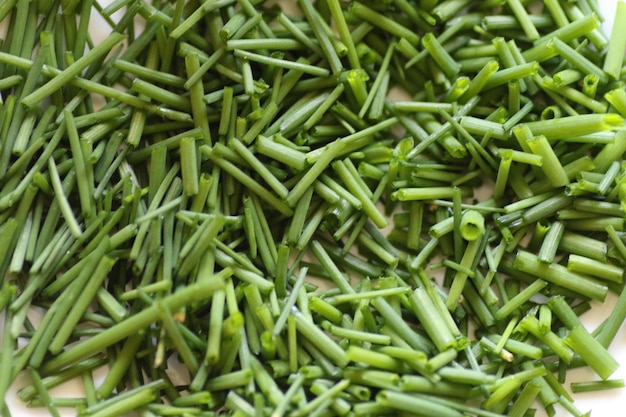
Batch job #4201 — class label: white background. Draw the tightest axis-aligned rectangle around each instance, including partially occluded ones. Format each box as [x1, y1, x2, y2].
[5, 1, 625, 416]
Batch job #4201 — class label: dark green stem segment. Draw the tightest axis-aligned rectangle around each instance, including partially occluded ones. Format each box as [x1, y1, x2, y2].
[41, 270, 231, 374]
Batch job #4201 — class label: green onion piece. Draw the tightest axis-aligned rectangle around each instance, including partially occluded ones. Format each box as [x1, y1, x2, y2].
[392, 186, 472, 201]
[526, 135, 570, 187]
[376, 390, 464, 417]
[422, 33, 461, 78]
[47, 157, 83, 238]
[327, 0, 359, 69]
[408, 287, 458, 352]
[542, 76, 607, 114]
[505, 0, 540, 40]
[583, 74, 599, 98]
[514, 250, 608, 301]
[538, 221, 564, 263]
[565, 325, 620, 380]
[459, 210, 485, 241]
[486, 334, 543, 360]
[371, 297, 432, 353]
[348, 2, 420, 45]
[571, 379, 625, 393]
[291, 307, 348, 368]
[605, 88, 626, 118]
[292, 379, 350, 417]
[460, 60, 500, 103]
[21, 33, 126, 108]
[298, 0, 342, 74]
[547, 295, 583, 331]
[41, 270, 230, 374]
[494, 280, 548, 320]
[567, 254, 623, 283]
[446, 239, 481, 311]
[518, 315, 574, 364]
[603, 1, 626, 79]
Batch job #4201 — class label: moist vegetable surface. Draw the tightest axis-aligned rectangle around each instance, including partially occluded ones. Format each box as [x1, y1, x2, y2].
[2, 1, 626, 416]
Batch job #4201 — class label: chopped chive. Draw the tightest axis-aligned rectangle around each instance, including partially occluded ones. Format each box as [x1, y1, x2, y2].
[399, 375, 471, 399]
[112, 59, 185, 87]
[360, 43, 394, 119]
[538, 221, 564, 263]
[84, 381, 164, 417]
[225, 390, 255, 416]
[565, 325, 620, 380]
[543, 0, 569, 27]
[505, 0, 540, 40]
[605, 88, 626, 118]
[202, 146, 293, 216]
[256, 135, 308, 171]
[346, 345, 405, 372]
[460, 60, 499, 103]
[446, 239, 481, 310]
[327, 322, 392, 345]
[47, 157, 83, 238]
[348, 2, 420, 45]
[550, 37, 609, 84]
[524, 13, 599, 61]
[484, 62, 538, 91]
[327, 287, 411, 305]
[42, 269, 230, 374]
[431, 0, 472, 23]
[494, 280, 548, 320]
[507, 381, 541, 417]
[377, 390, 463, 417]
[231, 138, 289, 199]
[571, 379, 625, 393]
[287, 140, 345, 207]
[524, 134, 569, 187]
[422, 33, 461, 78]
[332, 159, 387, 228]
[442, 77, 469, 103]
[567, 254, 623, 283]
[178, 137, 199, 196]
[276, 13, 322, 56]
[3, 2, 626, 416]
[27, 367, 61, 417]
[553, 69, 582, 88]
[205, 369, 253, 391]
[298, 0, 342, 74]
[460, 116, 508, 140]
[459, 210, 485, 242]
[518, 315, 574, 364]
[292, 307, 348, 368]
[392, 186, 472, 201]
[496, 148, 543, 167]
[234, 49, 330, 77]
[49, 256, 117, 354]
[310, 240, 354, 295]
[327, 0, 359, 69]
[514, 250, 607, 301]
[582, 73, 599, 98]
[169, 0, 235, 39]
[543, 76, 606, 113]
[21, 33, 126, 109]
[371, 297, 431, 353]
[409, 287, 457, 352]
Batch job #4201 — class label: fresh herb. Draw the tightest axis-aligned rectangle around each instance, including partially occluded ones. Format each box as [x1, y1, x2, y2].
[1, 1, 626, 416]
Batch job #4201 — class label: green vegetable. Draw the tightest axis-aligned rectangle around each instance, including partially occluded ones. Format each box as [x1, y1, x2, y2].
[2, 1, 626, 416]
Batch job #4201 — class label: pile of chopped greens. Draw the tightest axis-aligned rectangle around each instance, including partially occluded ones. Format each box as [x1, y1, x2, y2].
[1, 0, 626, 416]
